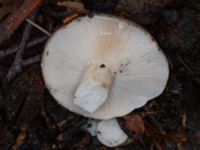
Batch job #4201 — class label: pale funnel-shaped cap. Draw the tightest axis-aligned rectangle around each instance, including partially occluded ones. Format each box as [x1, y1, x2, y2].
[41, 14, 169, 120]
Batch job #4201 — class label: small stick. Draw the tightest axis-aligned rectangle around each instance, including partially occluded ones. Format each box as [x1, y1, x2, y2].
[22, 55, 41, 67]
[6, 14, 35, 81]
[26, 19, 51, 36]
[0, 0, 44, 45]
[176, 53, 194, 74]
[12, 125, 27, 150]
[0, 36, 47, 58]
[63, 13, 79, 25]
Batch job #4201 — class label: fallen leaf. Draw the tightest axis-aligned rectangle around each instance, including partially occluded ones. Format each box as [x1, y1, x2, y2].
[57, 1, 88, 14]
[123, 113, 145, 133]
[145, 122, 186, 143]
[165, 133, 186, 143]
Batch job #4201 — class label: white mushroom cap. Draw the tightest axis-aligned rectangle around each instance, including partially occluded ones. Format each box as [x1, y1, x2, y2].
[96, 119, 128, 147]
[41, 14, 169, 119]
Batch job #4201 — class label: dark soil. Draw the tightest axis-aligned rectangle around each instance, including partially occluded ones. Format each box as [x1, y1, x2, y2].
[0, 0, 200, 149]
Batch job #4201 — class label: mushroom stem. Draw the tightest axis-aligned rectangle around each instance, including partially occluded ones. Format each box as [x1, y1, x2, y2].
[73, 61, 115, 113]
[97, 118, 128, 147]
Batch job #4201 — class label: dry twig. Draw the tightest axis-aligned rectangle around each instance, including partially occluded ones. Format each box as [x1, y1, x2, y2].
[6, 13, 36, 81]
[176, 53, 194, 74]
[22, 55, 41, 67]
[0, 0, 44, 45]
[63, 13, 80, 25]
[12, 125, 27, 150]
[26, 19, 51, 36]
[0, 36, 47, 58]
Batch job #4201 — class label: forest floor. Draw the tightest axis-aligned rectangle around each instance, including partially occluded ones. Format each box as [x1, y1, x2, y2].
[0, 0, 200, 149]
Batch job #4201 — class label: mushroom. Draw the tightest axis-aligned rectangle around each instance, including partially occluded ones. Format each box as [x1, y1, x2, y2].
[82, 118, 128, 147]
[97, 118, 128, 147]
[41, 14, 169, 120]
[82, 119, 99, 136]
